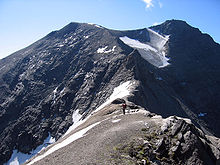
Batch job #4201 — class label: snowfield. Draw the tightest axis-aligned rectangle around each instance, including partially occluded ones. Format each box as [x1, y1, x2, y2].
[119, 28, 170, 68]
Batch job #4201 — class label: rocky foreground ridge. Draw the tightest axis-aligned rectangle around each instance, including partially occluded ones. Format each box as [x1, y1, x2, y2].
[24, 97, 220, 165]
[0, 20, 220, 164]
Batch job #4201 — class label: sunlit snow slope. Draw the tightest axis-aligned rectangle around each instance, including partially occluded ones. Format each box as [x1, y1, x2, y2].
[120, 28, 169, 68]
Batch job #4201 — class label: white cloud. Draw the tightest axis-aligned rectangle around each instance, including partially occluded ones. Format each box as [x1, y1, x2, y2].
[158, 1, 163, 8]
[142, 0, 154, 8]
[141, 0, 163, 9]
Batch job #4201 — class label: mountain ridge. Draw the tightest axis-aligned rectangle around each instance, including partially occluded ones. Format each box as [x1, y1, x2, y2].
[1, 19, 220, 165]
[23, 96, 220, 165]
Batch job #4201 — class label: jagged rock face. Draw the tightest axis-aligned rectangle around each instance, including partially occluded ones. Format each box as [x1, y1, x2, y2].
[111, 115, 217, 165]
[0, 20, 220, 164]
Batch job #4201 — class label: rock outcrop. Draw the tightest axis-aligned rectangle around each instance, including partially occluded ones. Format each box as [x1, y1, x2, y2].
[24, 101, 220, 165]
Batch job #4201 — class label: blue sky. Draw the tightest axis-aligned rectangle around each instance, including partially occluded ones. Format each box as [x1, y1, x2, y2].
[0, 0, 219, 59]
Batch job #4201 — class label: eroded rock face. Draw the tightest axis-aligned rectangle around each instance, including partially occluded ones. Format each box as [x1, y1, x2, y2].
[0, 20, 220, 164]
[112, 115, 219, 165]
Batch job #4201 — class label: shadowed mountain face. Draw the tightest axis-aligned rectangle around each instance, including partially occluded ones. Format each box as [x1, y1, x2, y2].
[0, 20, 220, 164]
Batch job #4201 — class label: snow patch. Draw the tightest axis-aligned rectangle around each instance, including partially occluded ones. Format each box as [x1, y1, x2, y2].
[120, 36, 156, 51]
[85, 72, 93, 79]
[87, 23, 103, 29]
[13, 82, 24, 94]
[64, 110, 82, 136]
[72, 109, 82, 123]
[93, 81, 136, 113]
[95, 24, 103, 29]
[53, 87, 58, 99]
[112, 46, 116, 52]
[147, 28, 169, 50]
[5, 133, 55, 165]
[119, 29, 170, 68]
[97, 46, 116, 54]
[97, 46, 108, 53]
[60, 87, 65, 94]
[27, 122, 100, 165]
[151, 115, 162, 119]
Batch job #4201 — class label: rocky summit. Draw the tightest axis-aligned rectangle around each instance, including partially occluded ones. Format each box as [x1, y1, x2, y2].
[0, 20, 220, 165]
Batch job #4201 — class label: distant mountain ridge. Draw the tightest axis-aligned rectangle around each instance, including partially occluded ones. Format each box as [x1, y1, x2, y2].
[0, 19, 220, 164]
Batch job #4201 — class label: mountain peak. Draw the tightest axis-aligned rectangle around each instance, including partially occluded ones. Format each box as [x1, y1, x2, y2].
[154, 19, 191, 29]
[163, 19, 188, 25]
[1, 19, 220, 165]
[151, 19, 199, 36]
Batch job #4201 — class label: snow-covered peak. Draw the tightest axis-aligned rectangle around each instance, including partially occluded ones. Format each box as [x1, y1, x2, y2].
[119, 29, 170, 68]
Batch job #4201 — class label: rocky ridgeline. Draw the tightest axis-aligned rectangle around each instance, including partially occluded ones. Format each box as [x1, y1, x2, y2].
[24, 100, 220, 165]
[112, 114, 220, 165]
[0, 20, 220, 164]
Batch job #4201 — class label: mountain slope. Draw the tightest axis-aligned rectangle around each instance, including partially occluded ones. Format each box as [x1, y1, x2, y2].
[152, 20, 220, 135]
[0, 20, 220, 164]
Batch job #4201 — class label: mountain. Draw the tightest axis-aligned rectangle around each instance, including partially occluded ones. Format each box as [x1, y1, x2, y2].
[0, 20, 220, 164]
